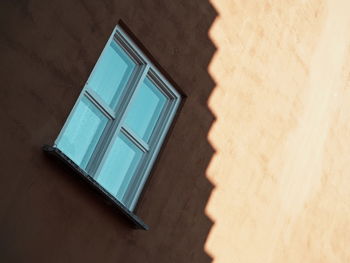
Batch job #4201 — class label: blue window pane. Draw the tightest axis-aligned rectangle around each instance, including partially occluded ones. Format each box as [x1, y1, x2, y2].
[56, 96, 108, 168]
[124, 78, 168, 142]
[96, 133, 143, 202]
[88, 41, 136, 109]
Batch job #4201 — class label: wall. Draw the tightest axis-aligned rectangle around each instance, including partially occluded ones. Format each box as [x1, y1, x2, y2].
[206, 0, 350, 262]
[1, 0, 350, 262]
[0, 0, 216, 262]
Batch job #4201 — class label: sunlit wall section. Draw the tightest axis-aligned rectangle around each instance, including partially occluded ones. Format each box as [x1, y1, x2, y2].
[205, 0, 350, 262]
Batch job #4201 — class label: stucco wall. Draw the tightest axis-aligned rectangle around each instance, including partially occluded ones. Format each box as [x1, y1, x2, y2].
[0, 0, 216, 262]
[206, 0, 350, 262]
[1, 0, 350, 262]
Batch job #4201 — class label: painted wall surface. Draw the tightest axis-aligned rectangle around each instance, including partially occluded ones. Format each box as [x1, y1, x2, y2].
[1, 0, 350, 262]
[206, 0, 350, 262]
[0, 0, 216, 262]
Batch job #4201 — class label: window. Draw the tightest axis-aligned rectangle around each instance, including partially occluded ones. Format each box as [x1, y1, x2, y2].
[53, 25, 181, 215]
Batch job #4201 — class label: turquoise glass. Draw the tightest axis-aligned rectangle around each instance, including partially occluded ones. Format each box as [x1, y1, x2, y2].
[56, 96, 108, 168]
[88, 41, 136, 109]
[96, 133, 143, 202]
[124, 77, 167, 142]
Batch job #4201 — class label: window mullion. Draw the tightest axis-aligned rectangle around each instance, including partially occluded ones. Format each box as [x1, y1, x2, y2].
[120, 126, 150, 152]
[110, 63, 150, 143]
[87, 64, 150, 178]
[111, 63, 150, 139]
[84, 88, 116, 120]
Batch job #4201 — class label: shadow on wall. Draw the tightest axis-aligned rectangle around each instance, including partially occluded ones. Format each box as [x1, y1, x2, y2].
[0, 0, 217, 262]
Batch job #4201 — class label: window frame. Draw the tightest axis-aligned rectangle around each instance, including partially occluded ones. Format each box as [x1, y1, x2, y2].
[51, 25, 182, 221]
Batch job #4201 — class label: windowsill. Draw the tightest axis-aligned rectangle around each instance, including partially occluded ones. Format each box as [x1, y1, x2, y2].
[42, 145, 149, 230]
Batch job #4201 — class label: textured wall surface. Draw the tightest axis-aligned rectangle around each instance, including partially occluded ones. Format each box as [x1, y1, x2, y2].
[206, 0, 350, 262]
[1, 0, 350, 262]
[0, 0, 216, 262]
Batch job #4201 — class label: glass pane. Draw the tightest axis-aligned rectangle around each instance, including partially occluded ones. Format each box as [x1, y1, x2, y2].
[96, 133, 143, 203]
[124, 77, 168, 142]
[88, 41, 136, 109]
[56, 96, 108, 168]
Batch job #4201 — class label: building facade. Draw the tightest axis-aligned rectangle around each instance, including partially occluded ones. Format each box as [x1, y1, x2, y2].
[1, 0, 350, 262]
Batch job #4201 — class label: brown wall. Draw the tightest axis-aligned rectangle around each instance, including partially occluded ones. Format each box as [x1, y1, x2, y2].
[2, 0, 350, 262]
[0, 0, 216, 262]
